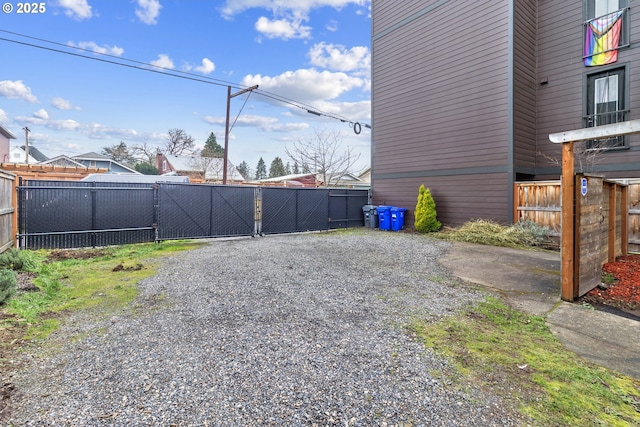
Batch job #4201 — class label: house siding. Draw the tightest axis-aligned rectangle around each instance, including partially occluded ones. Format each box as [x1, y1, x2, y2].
[513, 0, 537, 174]
[372, 0, 512, 225]
[535, 0, 640, 178]
[372, 0, 640, 227]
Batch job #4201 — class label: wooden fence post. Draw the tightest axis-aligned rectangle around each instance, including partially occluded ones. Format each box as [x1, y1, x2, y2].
[560, 141, 576, 301]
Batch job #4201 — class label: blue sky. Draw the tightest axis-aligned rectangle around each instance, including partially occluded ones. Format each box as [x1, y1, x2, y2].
[0, 0, 371, 174]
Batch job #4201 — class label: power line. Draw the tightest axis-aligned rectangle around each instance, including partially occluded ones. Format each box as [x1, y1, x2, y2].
[0, 30, 372, 132]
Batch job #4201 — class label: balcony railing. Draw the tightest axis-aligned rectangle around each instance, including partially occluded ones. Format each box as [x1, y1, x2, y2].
[582, 109, 629, 150]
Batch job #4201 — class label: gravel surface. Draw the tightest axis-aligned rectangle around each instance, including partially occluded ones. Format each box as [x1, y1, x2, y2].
[5, 231, 521, 426]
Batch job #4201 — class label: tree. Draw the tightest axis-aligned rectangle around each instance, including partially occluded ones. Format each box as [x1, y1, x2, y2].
[292, 162, 300, 174]
[237, 161, 250, 180]
[285, 128, 360, 187]
[414, 184, 441, 232]
[102, 141, 135, 166]
[131, 142, 160, 165]
[255, 157, 267, 180]
[165, 128, 195, 155]
[269, 157, 287, 178]
[285, 162, 292, 175]
[201, 132, 224, 157]
[134, 162, 159, 175]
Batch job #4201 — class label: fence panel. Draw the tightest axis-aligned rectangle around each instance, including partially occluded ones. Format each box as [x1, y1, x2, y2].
[156, 183, 255, 239]
[262, 187, 330, 234]
[18, 180, 368, 249]
[328, 189, 369, 229]
[514, 181, 561, 235]
[18, 180, 155, 249]
[629, 181, 640, 252]
[0, 171, 15, 252]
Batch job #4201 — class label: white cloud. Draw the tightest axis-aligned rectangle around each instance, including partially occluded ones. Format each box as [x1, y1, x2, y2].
[308, 42, 370, 73]
[202, 114, 309, 133]
[135, 0, 162, 25]
[150, 54, 174, 69]
[57, 0, 92, 20]
[0, 80, 38, 103]
[255, 16, 311, 40]
[68, 41, 124, 56]
[33, 109, 49, 120]
[242, 69, 364, 104]
[220, 0, 369, 19]
[0, 109, 9, 124]
[52, 97, 80, 110]
[326, 20, 338, 32]
[195, 58, 215, 74]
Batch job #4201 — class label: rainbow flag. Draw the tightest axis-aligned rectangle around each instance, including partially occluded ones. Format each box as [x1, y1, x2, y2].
[584, 10, 624, 67]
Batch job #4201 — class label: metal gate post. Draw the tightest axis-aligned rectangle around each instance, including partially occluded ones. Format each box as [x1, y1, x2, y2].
[254, 187, 263, 236]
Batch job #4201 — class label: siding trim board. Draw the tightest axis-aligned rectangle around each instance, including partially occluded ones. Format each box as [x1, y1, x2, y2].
[374, 165, 511, 180]
[507, 0, 515, 223]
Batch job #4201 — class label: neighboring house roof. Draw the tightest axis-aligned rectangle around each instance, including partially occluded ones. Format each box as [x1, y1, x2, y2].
[160, 154, 244, 181]
[40, 155, 87, 168]
[9, 146, 43, 164]
[255, 173, 317, 183]
[19, 145, 49, 162]
[81, 173, 189, 183]
[358, 167, 371, 183]
[0, 125, 16, 140]
[73, 152, 139, 174]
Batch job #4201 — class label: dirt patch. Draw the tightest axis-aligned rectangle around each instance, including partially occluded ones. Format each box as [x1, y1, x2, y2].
[580, 254, 640, 318]
[46, 248, 110, 262]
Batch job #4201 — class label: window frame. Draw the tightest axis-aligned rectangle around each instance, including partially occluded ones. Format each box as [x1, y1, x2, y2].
[583, 64, 630, 150]
[584, 0, 630, 52]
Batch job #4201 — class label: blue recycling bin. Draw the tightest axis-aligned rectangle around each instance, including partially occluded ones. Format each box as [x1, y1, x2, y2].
[391, 207, 407, 231]
[376, 205, 392, 230]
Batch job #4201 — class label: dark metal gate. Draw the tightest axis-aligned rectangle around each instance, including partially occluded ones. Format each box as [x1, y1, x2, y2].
[17, 179, 369, 249]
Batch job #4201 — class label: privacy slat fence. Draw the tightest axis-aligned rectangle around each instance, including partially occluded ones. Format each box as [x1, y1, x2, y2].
[17, 179, 369, 250]
[515, 180, 640, 252]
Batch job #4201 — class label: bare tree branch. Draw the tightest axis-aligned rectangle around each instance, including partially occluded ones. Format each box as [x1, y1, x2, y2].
[285, 128, 360, 187]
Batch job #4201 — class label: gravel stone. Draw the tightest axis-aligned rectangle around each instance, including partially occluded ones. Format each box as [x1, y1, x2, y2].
[6, 231, 522, 426]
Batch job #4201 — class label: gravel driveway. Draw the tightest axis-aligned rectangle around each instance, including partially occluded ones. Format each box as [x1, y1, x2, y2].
[6, 231, 520, 426]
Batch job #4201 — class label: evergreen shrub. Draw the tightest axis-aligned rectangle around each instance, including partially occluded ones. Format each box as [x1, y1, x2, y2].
[414, 184, 441, 233]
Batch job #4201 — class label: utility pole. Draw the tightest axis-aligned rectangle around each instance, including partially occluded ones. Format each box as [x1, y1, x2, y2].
[223, 85, 258, 184]
[23, 127, 30, 165]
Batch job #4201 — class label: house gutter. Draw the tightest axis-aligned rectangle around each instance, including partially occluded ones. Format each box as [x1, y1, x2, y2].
[507, 0, 515, 224]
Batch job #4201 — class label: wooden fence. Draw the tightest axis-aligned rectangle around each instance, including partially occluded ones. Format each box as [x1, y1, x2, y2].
[515, 180, 640, 252]
[0, 170, 15, 253]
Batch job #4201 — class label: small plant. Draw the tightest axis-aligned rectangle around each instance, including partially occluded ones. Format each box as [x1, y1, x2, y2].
[414, 184, 441, 233]
[0, 268, 17, 305]
[0, 248, 24, 271]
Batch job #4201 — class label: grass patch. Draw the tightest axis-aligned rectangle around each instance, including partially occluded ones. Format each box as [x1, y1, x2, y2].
[2, 241, 204, 339]
[409, 297, 640, 426]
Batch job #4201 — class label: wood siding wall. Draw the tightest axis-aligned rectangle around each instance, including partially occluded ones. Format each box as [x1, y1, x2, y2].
[513, 0, 537, 173]
[372, 0, 512, 225]
[536, 1, 640, 178]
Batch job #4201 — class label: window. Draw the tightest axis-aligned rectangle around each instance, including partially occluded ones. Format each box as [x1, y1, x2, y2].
[584, 66, 628, 149]
[584, 0, 629, 48]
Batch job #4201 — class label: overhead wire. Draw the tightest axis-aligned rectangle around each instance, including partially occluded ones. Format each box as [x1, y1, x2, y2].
[0, 30, 372, 133]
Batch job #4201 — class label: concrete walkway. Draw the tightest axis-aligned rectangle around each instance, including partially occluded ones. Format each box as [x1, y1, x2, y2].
[439, 242, 640, 379]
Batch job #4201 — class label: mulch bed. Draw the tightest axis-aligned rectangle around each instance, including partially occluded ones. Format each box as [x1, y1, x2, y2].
[581, 254, 640, 317]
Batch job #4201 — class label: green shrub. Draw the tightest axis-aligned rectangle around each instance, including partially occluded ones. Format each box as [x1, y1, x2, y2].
[0, 268, 17, 305]
[0, 248, 24, 271]
[414, 184, 441, 233]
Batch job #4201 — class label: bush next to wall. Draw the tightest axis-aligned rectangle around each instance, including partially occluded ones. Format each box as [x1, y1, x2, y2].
[414, 184, 441, 233]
